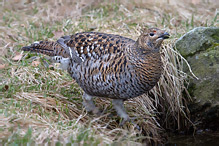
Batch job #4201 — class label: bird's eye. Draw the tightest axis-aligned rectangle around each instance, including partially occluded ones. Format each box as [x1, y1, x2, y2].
[149, 33, 154, 36]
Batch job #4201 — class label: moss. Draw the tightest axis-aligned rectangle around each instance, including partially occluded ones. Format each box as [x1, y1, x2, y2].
[211, 32, 219, 42]
[187, 82, 196, 98]
[207, 43, 219, 51]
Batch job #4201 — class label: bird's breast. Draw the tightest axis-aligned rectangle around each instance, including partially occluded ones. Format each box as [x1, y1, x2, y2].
[132, 52, 163, 92]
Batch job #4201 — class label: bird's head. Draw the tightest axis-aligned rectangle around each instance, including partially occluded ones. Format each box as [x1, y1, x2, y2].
[136, 28, 169, 50]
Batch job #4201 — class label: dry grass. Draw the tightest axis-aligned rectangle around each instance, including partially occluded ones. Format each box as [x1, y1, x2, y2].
[0, 0, 218, 145]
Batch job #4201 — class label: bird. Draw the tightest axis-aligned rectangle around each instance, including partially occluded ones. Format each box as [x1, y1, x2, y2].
[22, 28, 169, 125]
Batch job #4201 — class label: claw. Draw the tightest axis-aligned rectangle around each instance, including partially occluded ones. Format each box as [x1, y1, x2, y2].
[119, 117, 130, 126]
[119, 117, 141, 131]
[92, 107, 102, 116]
[130, 118, 141, 131]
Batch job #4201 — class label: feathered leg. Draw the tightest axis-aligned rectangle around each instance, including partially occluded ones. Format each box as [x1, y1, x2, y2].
[82, 92, 100, 115]
[112, 99, 130, 125]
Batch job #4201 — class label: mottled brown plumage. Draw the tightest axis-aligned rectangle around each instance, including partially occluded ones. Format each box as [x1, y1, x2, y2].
[22, 28, 169, 125]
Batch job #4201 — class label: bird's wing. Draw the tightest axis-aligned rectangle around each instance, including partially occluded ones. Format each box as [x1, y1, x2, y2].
[57, 32, 135, 62]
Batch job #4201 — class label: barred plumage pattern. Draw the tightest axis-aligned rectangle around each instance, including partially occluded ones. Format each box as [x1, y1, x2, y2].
[22, 28, 169, 125]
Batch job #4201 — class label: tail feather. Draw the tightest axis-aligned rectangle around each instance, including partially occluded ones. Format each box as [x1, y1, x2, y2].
[22, 41, 69, 57]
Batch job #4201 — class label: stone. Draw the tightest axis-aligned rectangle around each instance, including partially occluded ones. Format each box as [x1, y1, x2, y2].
[176, 27, 219, 130]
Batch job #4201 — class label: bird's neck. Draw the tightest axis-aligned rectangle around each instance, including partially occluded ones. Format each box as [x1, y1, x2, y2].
[130, 42, 160, 58]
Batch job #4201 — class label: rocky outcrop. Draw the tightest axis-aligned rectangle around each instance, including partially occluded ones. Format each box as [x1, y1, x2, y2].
[176, 27, 219, 130]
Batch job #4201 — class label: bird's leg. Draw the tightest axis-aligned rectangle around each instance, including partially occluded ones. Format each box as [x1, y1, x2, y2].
[82, 93, 100, 115]
[112, 99, 130, 126]
[112, 99, 140, 130]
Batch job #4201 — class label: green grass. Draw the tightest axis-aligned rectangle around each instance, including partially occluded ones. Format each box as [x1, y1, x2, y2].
[0, 0, 218, 145]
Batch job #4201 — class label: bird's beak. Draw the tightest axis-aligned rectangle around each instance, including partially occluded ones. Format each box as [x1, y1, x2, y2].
[158, 32, 170, 39]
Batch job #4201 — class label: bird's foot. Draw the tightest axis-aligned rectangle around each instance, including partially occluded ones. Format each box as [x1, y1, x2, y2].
[82, 93, 102, 116]
[119, 117, 140, 131]
[119, 116, 130, 126]
[83, 100, 101, 115]
[112, 99, 140, 130]
[91, 107, 102, 116]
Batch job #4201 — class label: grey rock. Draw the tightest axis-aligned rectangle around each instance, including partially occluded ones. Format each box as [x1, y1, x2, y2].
[176, 27, 219, 130]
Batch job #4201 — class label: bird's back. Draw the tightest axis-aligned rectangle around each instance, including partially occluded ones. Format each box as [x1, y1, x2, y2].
[66, 32, 135, 60]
